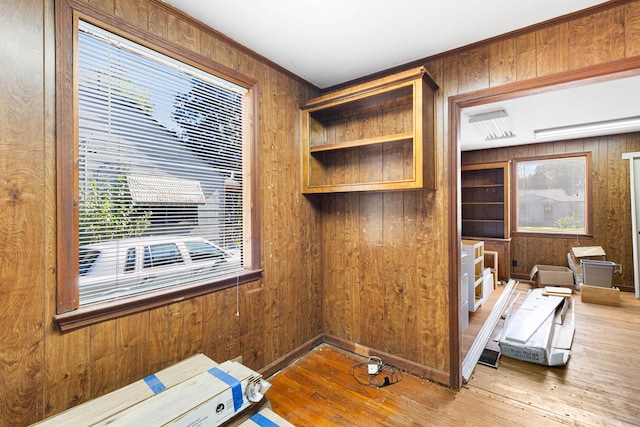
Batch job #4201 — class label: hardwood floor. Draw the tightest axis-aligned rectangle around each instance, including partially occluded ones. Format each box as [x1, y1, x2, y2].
[266, 286, 640, 426]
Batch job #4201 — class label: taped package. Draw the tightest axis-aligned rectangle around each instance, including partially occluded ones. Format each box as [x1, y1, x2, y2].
[499, 288, 575, 366]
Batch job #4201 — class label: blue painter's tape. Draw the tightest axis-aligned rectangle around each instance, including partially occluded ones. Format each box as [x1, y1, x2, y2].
[208, 367, 243, 412]
[143, 374, 166, 394]
[249, 412, 280, 427]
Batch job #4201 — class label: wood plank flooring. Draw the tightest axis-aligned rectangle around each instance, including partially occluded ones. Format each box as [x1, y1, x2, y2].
[266, 286, 640, 426]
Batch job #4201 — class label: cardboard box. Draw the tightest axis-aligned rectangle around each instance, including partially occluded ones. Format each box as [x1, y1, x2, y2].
[34, 353, 219, 426]
[581, 284, 620, 306]
[238, 408, 295, 427]
[96, 360, 270, 427]
[499, 288, 574, 366]
[530, 265, 575, 288]
[571, 246, 606, 261]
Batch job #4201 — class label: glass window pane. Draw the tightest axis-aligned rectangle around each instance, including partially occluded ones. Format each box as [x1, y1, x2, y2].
[516, 156, 587, 234]
[76, 20, 247, 305]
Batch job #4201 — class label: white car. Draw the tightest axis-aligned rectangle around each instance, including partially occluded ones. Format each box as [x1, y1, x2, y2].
[79, 236, 240, 304]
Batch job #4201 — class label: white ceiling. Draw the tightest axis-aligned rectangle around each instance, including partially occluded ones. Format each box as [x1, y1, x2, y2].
[164, 0, 605, 89]
[460, 74, 640, 150]
[164, 0, 640, 150]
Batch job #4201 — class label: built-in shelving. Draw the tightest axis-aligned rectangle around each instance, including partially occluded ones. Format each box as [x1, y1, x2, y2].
[301, 66, 438, 193]
[461, 161, 511, 282]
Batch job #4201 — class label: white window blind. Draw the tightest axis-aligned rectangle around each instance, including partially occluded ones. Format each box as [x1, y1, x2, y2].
[77, 21, 247, 305]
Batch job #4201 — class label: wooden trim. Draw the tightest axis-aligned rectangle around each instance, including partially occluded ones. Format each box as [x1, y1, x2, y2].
[63, 0, 257, 89]
[448, 55, 640, 390]
[452, 57, 640, 110]
[248, 86, 262, 271]
[54, 0, 263, 318]
[305, 66, 437, 107]
[322, 0, 635, 93]
[146, 0, 318, 91]
[448, 91, 462, 390]
[55, 0, 79, 313]
[511, 152, 593, 236]
[259, 334, 325, 378]
[54, 269, 263, 332]
[261, 333, 452, 387]
[322, 334, 451, 387]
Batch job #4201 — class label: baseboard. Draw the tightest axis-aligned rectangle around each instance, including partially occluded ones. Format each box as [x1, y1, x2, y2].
[259, 334, 324, 378]
[322, 334, 451, 387]
[259, 333, 451, 387]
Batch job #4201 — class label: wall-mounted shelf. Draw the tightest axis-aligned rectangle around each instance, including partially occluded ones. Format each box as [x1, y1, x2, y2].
[301, 66, 438, 193]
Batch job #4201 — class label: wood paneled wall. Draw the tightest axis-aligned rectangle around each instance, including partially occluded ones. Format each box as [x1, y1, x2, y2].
[319, 0, 640, 382]
[0, 0, 320, 425]
[462, 133, 640, 287]
[2, 0, 640, 425]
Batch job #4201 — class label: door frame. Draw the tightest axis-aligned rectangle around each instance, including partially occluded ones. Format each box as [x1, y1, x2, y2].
[447, 56, 640, 389]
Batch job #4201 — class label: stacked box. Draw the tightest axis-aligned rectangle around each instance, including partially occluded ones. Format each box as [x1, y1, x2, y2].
[35, 356, 274, 427]
[581, 259, 615, 287]
[95, 360, 269, 427]
[530, 265, 574, 288]
[33, 353, 219, 426]
[499, 288, 575, 366]
[238, 408, 295, 427]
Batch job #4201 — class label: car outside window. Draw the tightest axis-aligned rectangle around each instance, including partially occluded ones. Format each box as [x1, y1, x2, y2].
[124, 248, 136, 273]
[185, 241, 226, 262]
[143, 244, 185, 269]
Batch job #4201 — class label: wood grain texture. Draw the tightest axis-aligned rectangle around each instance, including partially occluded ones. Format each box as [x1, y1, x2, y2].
[569, 6, 626, 69]
[489, 38, 517, 87]
[0, 0, 47, 424]
[270, 290, 640, 426]
[4, 0, 640, 425]
[463, 134, 640, 286]
[536, 23, 570, 76]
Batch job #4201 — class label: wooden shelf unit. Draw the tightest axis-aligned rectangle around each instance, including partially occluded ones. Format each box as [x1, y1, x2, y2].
[301, 66, 438, 193]
[461, 240, 485, 312]
[461, 161, 511, 282]
[460, 161, 510, 239]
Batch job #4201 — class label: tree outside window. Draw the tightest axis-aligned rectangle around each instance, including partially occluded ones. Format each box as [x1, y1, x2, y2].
[515, 155, 590, 235]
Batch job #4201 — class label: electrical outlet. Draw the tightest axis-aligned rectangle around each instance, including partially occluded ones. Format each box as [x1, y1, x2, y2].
[512, 260, 517, 267]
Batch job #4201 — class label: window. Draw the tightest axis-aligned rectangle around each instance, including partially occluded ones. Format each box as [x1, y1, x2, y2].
[514, 154, 591, 235]
[55, 7, 260, 328]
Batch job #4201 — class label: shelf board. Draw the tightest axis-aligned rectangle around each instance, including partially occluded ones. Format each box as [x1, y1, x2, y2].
[309, 132, 413, 153]
[462, 202, 504, 205]
[461, 184, 505, 189]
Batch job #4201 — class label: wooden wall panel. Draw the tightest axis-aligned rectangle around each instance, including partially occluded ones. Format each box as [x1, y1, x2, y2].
[569, 7, 625, 69]
[321, 0, 640, 381]
[4, 0, 640, 424]
[0, 0, 47, 424]
[463, 133, 640, 288]
[536, 23, 569, 76]
[89, 320, 117, 398]
[489, 39, 517, 86]
[516, 32, 538, 80]
[626, 2, 640, 57]
[0, 0, 322, 423]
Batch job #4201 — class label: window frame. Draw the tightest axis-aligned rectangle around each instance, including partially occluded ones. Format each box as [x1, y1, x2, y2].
[54, 0, 262, 331]
[512, 152, 593, 238]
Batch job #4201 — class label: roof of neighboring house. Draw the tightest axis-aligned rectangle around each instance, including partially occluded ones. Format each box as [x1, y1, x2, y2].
[519, 188, 585, 203]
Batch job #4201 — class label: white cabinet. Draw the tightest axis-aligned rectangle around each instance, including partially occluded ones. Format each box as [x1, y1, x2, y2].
[461, 253, 469, 331]
[462, 240, 488, 312]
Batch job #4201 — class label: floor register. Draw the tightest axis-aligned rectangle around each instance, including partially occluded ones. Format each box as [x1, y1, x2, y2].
[32, 354, 293, 427]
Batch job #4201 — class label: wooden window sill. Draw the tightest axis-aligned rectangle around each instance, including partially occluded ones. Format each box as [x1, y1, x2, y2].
[54, 269, 262, 332]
